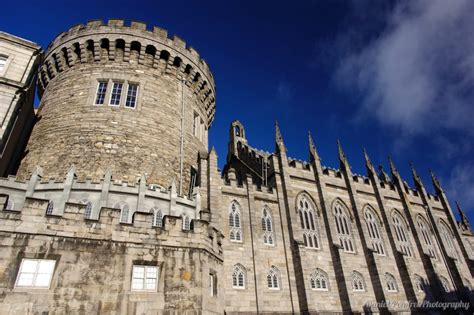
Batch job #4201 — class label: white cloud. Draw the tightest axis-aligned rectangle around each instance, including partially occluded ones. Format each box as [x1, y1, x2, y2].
[336, 0, 474, 135]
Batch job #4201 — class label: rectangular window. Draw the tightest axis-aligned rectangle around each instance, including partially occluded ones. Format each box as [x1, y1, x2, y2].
[125, 84, 139, 108]
[209, 273, 217, 296]
[0, 55, 7, 73]
[193, 113, 199, 137]
[131, 265, 158, 291]
[109, 82, 123, 106]
[15, 259, 56, 288]
[95, 81, 108, 105]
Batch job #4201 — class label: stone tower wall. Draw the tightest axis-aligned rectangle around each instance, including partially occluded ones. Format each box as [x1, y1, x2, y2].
[17, 20, 216, 194]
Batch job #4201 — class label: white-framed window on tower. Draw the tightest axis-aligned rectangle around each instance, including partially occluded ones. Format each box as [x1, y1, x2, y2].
[15, 259, 56, 288]
[125, 83, 138, 108]
[131, 265, 158, 292]
[109, 82, 123, 106]
[94, 81, 108, 105]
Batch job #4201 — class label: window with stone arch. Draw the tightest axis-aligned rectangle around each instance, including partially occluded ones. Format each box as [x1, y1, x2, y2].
[261, 206, 274, 245]
[310, 268, 329, 291]
[364, 206, 385, 255]
[46, 200, 54, 215]
[5, 198, 14, 211]
[81, 199, 93, 219]
[297, 193, 320, 249]
[229, 201, 242, 242]
[232, 264, 246, 289]
[438, 220, 457, 259]
[385, 273, 397, 292]
[439, 275, 451, 293]
[182, 214, 191, 230]
[351, 271, 365, 292]
[333, 201, 354, 253]
[115, 202, 130, 223]
[267, 266, 280, 290]
[152, 207, 163, 228]
[391, 211, 412, 257]
[416, 215, 437, 258]
[414, 274, 425, 293]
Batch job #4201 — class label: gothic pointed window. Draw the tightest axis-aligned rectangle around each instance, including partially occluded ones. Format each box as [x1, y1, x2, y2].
[334, 201, 354, 253]
[232, 264, 246, 289]
[297, 194, 320, 249]
[267, 266, 280, 289]
[310, 268, 329, 291]
[81, 199, 93, 219]
[439, 220, 457, 259]
[182, 215, 191, 230]
[5, 198, 14, 211]
[117, 203, 130, 223]
[262, 207, 274, 245]
[351, 271, 365, 292]
[414, 274, 425, 293]
[229, 201, 242, 242]
[46, 201, 54, 215]
[152, 208, 163, 228]
[364, 207, 385, 255]
[385, 273, 397, 292]
[417, 216, 437, 258]
[392, 211, 412, 257]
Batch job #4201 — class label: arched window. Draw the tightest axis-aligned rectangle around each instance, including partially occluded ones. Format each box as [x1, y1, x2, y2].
[5, 198, 14, 211]
[310, 268, 329, 291]
[351, 271, 365, 291]
[334, 201, 354, 253]
[439, 220, 457, 259]
[414, 274, 425, 292]
[232, 264, 246, 289]
[153, 208, 163, 227]
[46, 201, 54, 215]
[116, 203, 130, 223]
[297, 194, 320, 249]
[262, 207, 274, 245]
[385, 273, 397, 292]
[364, 207, 385, 255]
[417, 216, 437, 258]
[81, 199, 93, 219]
[439, 276, 451, 293]
[267, 266, 280, 289]
[392, 211, 412, 257]
[182, 215, 191, 230]
[229, 201, 242, 242]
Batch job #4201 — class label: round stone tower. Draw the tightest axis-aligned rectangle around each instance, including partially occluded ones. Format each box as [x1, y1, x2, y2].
[18, 19, 216, 194]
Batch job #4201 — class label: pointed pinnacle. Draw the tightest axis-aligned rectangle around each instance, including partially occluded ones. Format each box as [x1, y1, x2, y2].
[337, 140, 346, 161]
[388, 156, 398, 175]
[410, 162, 422, 186]
[363, 148, 375, 174]
[308, 131, 320, 160]
[429, 168, 443, 192]
[275, 120, 283, 143]
[456, 201, 466, 217]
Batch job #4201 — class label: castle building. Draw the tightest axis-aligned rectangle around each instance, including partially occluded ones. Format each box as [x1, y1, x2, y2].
[0, 20, 472, 314]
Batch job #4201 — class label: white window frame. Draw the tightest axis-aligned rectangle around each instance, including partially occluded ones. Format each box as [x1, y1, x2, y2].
[5, 198, 14, 211]
[131, 265, 158, 292]
[262, 207, 274, 246]
[153, 208, 163, 228]
[364, 207, 385, 256]
[351, 271, 365, 292]
[94, 81, 108, 105]
[109, 81, 123, 106]
[125, 83, 139, 109]
[81, 199, 93, 219]
[182, 215, 191, 230]
[385, 273, 398, 292]
[310, 268, 329, 291]
[229, 201, 242, 242]
[15, 259, 56, 289]
[267, 266, 280, 290]
[334, 202, 355, 253]
[232, 264, 246, 289]
[0, 55, 8, 75]
[392, 212, 413, 257]
[298, 195, 320, 249]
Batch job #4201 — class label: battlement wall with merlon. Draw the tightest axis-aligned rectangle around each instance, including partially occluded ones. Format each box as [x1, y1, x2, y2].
[38, 19, 215, 125]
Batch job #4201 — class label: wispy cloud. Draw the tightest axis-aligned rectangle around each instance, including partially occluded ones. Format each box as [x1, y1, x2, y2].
[334, 0, 474, 213]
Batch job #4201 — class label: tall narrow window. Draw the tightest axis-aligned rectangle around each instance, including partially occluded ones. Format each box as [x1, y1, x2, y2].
[125, 83, 138, 108]
[131, 265, 158, 291]
[182, 215, 191, 230]
[5, 198, 14, 211]
[46, 201, 54, 215]
[153, 208, 163, 227]
[414, 274, 425, 292]
[232, 264, 246, 289]
[364, 207, 385, 255]
[439, 276, 450, 293]
[417, 216, 437, 258]
[297, 194, 320, 249]
[0, 55, 7, 73]
[193, 113, 200, 137]
[117, 203, 130, 223]
[385, 273, 397, 292]
[351, 271, 365, 292]
[95, 81, 108, 105]
[209, 272, 217, 296]
[310, 268, 329, 291]
[15, 259, 56, 288]
[229, 201, 242, 242]
[334, 201, 354, 253]
[109, 82, 123, 106]
[262, 207, 274, 245]
[392, 211, 412, 257]
[81, 199, 93, 219]
[267, 266, 280, 289]
[439, 221, 457, 259]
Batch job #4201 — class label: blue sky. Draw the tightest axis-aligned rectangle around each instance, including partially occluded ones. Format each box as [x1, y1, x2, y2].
[1, 0, 473, 224]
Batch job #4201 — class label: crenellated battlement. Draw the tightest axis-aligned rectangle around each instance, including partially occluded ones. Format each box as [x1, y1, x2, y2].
[0, 196, 223, 259]
[39, 19, 216, 125]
